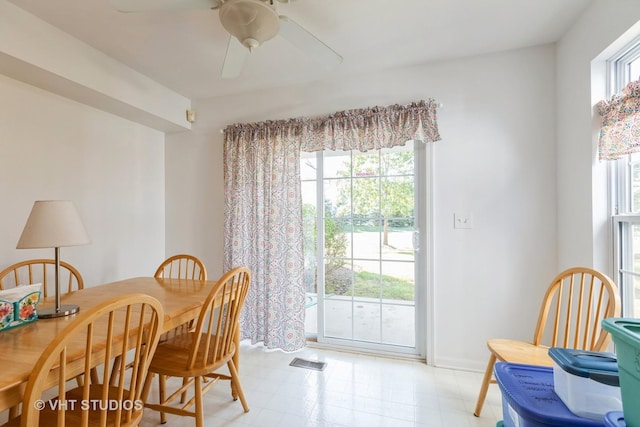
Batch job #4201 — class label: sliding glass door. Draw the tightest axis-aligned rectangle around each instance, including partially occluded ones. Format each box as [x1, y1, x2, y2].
[302, 141, 425, 356]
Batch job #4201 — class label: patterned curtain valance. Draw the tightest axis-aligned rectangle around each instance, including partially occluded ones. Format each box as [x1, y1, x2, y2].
[597, 80, 640, 160]
[223, 98, 441, 152]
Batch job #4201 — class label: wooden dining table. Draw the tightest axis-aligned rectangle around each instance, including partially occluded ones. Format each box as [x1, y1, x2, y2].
[0, 276, 233, 413]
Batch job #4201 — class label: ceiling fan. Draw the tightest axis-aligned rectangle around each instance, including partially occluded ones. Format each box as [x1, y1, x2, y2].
[109, 0, 343, 79]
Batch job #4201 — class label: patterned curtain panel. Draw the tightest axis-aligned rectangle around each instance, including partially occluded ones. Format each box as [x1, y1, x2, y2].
[223, 99, 440, 351]
[597, 80, 640, 160]
[224, 122, 306, 352]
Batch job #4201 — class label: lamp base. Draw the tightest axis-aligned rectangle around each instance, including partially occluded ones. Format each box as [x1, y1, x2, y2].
[38, 304, 80, 319]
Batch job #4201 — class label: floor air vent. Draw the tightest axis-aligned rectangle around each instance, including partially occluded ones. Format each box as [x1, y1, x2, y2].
[289, 357, 327, 371]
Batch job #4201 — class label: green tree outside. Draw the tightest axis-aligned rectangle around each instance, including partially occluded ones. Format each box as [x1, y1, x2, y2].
[335, 150, 414, 243]
[302, 148, 416, 301]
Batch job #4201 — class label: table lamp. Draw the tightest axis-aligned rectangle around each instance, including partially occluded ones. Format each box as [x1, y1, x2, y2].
[16, 200, 90, 318]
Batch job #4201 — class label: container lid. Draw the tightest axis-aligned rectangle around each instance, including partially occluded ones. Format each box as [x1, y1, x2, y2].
[548, 348, 619, 387]
[494, 363, 603, 426]
[602, 318, 640, 348]
[604, 411, 626, 427]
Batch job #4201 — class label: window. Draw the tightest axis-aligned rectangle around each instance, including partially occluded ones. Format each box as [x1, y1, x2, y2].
[611, 40, 640, 317]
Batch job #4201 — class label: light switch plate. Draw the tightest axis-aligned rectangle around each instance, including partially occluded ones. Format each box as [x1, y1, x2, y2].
[454, 212, 473, 229]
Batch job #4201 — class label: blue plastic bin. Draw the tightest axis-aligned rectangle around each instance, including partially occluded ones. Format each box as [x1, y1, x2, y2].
[604, 411, 626, 427]
[494, 362, 604, 427]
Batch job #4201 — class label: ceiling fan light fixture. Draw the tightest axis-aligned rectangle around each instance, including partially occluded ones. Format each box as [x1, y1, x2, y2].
[219, 0, 279, 49]
[242, 38, 260, 50]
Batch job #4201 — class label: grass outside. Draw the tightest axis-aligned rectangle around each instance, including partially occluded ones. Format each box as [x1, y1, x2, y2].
[311, 226, 415, 301]
[326, 270, 414, 301]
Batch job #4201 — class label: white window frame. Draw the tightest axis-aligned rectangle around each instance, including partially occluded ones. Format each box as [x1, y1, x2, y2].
[610, 36, 640, 317]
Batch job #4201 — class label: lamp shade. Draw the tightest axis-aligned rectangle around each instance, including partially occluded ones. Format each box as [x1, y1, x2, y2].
[17, 200, 90, 249]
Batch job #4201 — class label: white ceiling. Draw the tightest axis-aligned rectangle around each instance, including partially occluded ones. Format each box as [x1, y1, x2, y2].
[8, 0, 592, 101]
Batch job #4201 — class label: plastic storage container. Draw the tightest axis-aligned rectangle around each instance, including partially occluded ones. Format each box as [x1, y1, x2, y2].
[604, 412, 626, 427]
[548, 348, 622, 421]
[602, 318, 640, 427]
[494, 362, 603, 427]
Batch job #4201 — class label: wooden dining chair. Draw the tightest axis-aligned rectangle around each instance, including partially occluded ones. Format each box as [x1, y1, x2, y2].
[0, 293, 164, 427]
[473, 266, 621, 417]
[154, 254, 207, 281]
[0, 259, 84, 297]
[142, 266, 251, 427]
[110, 254, 207, 384]
[154, 255, 207, 342]
[0, 258, 87, 418]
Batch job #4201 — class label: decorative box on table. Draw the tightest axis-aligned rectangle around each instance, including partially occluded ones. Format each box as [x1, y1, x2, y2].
[0, 283, 41, 331]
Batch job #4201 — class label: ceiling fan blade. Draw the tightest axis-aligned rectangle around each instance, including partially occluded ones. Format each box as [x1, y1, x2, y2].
[109, 0, 220, 12]
[278, 16, 343, 69]
[221, 36, 249, 79]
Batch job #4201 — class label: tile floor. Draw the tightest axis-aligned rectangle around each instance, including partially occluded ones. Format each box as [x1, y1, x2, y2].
[140, 341, 504, 427]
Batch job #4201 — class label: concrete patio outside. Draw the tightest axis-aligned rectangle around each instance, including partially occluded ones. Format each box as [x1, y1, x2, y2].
[305, 295, 415, 348]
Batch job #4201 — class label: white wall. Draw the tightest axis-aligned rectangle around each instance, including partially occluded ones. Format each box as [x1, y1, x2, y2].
[164, 131, 224, 278]
[0, 75, 166, 286]
[166, 43, 558, 370]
